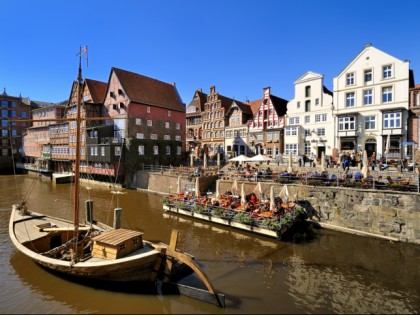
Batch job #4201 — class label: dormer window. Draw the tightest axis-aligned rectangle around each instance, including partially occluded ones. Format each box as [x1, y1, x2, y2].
[118, 88, 124, 95]
[110, 91, 115, 98]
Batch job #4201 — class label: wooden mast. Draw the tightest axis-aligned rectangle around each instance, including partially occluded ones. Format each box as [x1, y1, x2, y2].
[72, 46, 85, 262]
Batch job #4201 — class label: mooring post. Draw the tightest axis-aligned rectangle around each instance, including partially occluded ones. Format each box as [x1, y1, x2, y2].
[113, 208, 122, 229]
[85, 200, 93, 223]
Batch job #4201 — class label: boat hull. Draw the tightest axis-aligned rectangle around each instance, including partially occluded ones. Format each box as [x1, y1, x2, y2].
[9, 206, 164, 282]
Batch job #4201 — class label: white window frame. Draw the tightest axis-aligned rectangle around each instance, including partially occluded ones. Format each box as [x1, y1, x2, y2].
[346, 73, 355, 85]
[363, 89, 373, 105]
[338, 116, 355, 131]
[346, 92, 355, 108]
[383, 112, 401, 129]
[383, 65, 392, 79]
[138, 145, 144, 155]
[382, 86, 393, 103]
[365, 116, 376, 130]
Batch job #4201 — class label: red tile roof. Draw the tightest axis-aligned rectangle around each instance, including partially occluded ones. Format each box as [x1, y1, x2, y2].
[112, 68, 184, 112]
[85, 79, 107, 104]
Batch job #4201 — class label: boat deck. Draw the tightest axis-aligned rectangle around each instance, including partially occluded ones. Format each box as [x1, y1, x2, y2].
[12, 210, 83, 244]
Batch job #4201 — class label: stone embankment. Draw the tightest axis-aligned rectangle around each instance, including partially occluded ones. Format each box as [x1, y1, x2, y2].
[135, 170, 420, 245]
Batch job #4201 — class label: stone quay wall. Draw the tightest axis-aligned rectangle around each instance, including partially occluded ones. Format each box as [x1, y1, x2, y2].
[136, 171, 420, 245]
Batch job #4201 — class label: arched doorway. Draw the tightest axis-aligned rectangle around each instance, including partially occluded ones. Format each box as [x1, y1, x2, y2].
[365, 138, 377, 158]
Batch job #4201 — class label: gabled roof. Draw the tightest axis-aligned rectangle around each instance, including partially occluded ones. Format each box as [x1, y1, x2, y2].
[112, 67, 184, 112]
[270, 95, 288, 116]
[247, 94, 288, 117]
[247, 99, 262, 115]
[229, 100, 252, 116]
[186, 89, 208, 115]
[85, 79, 107, 104]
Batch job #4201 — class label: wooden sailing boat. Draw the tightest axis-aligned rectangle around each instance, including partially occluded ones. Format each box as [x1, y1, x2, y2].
[9, 47, 224, 307]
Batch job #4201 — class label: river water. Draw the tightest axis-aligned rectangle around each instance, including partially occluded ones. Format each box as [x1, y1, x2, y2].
[0, 174, 419, 314]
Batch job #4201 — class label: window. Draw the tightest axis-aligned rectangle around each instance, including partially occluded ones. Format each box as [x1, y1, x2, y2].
[305, 115, 310, 123]
[136, 118, 141, 125]
[363, 89, 373, 105]
[289, 117, 300, 125]
[346, 92, 355, 107]
[136, 133, 144, 139]
[346, 73, 355, 85]
[364, 69, 372, 83]
[177, 146, 181, 155]
[304, 129, 311, 137]
[150, 134, 157, 140]
[110, 91, 115, 98]
[90, 146, 98, 156]
[383, 112, 401, 128]
[12, 130, 17, 137]
[165, 122, 170, 129]
[147, 107, 151, 113]
[100, 147, 105, 156]
[297, 101, 300, 108]
[383, 65, 392, 79]
[147, 120, 152, 126]
[338, 116, 355, 131]
[164, 135, 170, 140]
[304, 142, 311, 155]
[365, 116, 376, 130]
[22, 112, 27, 118]
[153, 145, 159, 155]
[315, 114, 327, 122]
[316, 128, 325, 136]
[175, 135, 181, 141]
[305, 100, 311, 112]
[285, 127, 298, 136]
[176, 123, 180, 130]
[285, 143, 298, 155]
[166, 145, 171, 155]
[138, 145, 144, 155]
[305, 86, 311, 97]
[315, 98, 319, 106]
[382, 87, 392, 103]
[115, 147, 121, 156]
[168, 110, 171, 117]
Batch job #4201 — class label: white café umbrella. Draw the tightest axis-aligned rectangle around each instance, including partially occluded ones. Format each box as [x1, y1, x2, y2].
[248, 154, 274, 162]
[279, 184, 290, 202]
[203, 153, 207, 169]
[177, 175, 182, 194]
[190, 153, 194, 167]
[385, 134, 391, 163]
[241, 183, 246, 205]
[229, 154, 250, 163]
[287, 151, 293, 173]
[269, 186, 275, 211]
[231, 178, 239, 195]
[195, 177, 200, 197]
[321, 151, 326, 172]
[217, 152, 220, 167]
[215, 179, 220, 199]
[253, 181, 263, 199]
[361, 150, 369, 178]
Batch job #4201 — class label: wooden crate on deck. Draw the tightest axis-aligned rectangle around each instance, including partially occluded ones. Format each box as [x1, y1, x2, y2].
[92, 228, 143, 260]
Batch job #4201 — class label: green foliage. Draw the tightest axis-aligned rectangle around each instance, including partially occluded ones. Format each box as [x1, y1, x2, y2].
[234, 212, 255, 225]
[160, 197, 170, 205]
[192, 204, 206, 213]
[261, 218, 281, 230]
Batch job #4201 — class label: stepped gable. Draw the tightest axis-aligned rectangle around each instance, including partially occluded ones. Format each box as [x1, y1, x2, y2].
[112, 67, 184, 112]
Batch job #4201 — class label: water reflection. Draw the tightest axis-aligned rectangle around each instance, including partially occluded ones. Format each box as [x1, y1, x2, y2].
[1, 175, 419, 314]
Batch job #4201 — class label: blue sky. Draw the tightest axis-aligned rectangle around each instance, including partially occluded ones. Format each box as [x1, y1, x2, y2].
[2, 0, 419, 105]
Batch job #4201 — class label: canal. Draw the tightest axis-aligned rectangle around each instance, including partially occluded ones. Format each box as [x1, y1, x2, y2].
[0, 174, 419, 314]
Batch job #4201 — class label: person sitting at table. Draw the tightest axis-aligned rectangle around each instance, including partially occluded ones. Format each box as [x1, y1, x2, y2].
[249, 192, 258, 206]
[374, 175, 385, 187]
[265, 167, 273, 178]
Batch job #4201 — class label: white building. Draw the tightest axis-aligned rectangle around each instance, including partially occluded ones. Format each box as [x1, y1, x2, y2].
[333, 44, 414, 160]
[224, 100, 253, 158]
[284, 71, 334, 159]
